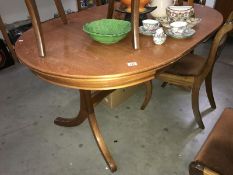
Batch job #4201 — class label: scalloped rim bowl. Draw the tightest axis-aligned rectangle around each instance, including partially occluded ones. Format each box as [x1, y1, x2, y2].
[83, 19, 131, 44]
[166, 5, 194, 22]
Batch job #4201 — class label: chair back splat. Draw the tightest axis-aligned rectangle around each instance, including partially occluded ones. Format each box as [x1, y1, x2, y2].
[202, 11, 233, 78]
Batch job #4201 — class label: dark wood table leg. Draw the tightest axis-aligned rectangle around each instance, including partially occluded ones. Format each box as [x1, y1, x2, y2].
[54, 91, 88, 127]
[83, 90, 117, 172]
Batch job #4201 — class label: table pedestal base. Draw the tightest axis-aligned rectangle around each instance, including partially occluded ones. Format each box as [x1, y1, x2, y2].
[54, 90, 117, 172]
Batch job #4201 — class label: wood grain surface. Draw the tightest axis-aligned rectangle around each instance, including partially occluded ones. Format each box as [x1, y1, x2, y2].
[15, 4, 223, 90]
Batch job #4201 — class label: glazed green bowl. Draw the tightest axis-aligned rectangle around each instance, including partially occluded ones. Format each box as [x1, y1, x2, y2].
[83, 19, 131, 44]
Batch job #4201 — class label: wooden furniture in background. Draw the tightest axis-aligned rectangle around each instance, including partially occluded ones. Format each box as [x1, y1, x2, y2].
[184, 0, 206, 6]
[189, 108, 233, 175]
[142, 12, 233, 129]
[0, 15, 18, 63]
[15, 4, 223, 172]
[215, 0, 233, 22]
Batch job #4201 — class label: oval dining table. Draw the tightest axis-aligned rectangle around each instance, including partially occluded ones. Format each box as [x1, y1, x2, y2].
[15, 3, 223, 172]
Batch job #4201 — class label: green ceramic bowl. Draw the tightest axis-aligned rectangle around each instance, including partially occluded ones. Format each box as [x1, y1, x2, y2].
[83, 19, 131, 44]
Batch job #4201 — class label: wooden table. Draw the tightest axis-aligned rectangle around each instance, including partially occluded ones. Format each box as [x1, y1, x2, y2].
[15, 4, 222, 172]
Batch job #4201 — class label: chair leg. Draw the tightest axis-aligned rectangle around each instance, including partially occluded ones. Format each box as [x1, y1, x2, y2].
[191, 83, 205, 129]
[205, 71, 216, 109]
[141, 80, 152, 110]
[189, 161, 204, 175]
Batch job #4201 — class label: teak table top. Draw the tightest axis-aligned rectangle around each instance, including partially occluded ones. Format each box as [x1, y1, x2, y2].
[15, 4, 222, 91]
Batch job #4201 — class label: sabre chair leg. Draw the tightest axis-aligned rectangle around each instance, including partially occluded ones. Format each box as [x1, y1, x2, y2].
[141, 81, 152, 110]
[25, 0, 46, 57]
[83, 90, 117, 172]
[205, 71, 216, 109]
[53, 0, 68, 24]
[191, 82, 205, 129]
[131, 0, 140, 50]
[54, 90, 88, 127]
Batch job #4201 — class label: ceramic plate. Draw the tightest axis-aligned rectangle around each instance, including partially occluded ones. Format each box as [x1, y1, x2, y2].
[155, 17, 202, 28]
[166, 28, 196, 39]
[139, 26, 158, 36]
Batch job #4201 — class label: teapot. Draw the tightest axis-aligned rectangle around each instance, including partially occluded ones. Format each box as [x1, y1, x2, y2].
[150, 0, 174, 18]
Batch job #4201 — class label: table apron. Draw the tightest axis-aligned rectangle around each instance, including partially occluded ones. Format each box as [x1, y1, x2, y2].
[32, 68, 158, 90]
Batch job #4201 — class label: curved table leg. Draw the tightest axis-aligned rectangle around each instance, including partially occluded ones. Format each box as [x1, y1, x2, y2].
[54, 91, 88, 127]
[83, 90, 117, 172]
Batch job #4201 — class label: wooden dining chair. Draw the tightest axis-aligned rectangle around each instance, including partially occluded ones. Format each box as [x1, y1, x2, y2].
[141, 11, 233, 129]
[189, 108, 233, 175]
[0, 15, 18, 63]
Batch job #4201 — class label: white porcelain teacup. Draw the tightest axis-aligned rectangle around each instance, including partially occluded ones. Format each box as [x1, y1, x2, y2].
[170, 21, 188, 35]
[142, 19, 159, 31]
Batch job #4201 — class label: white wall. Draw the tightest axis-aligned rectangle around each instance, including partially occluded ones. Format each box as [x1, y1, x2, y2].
[0, 0, 77, 24]
[205, 0, 216, 8]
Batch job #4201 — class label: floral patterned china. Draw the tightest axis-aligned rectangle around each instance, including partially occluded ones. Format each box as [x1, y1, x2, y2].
[156, 17, 202, 28]
[153, 27, 167, 45]
[139, 26, 157, 36]
[170, 21, 188, 35]
[166, 28, 196, 39]
[142, 19, 160, 31]
[166, 6, 194, 22]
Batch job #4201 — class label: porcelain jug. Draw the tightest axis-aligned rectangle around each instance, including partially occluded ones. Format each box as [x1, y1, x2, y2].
[150, 0, 174, 17]
[153, 27, 167, 45]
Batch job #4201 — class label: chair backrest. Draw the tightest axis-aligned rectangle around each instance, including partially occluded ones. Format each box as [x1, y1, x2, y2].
[0, 15, 18, 62]
[24, 0, 68, 57]
[202, 11, 233, 76]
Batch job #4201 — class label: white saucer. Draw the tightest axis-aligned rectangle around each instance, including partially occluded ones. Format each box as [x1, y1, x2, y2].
[139, 26, 158, 36]
[156, 17, 202, 28]
[166, 28, 196, 39]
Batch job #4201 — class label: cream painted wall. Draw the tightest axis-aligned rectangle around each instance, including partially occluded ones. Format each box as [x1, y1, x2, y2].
[0, 0, 77, 23]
